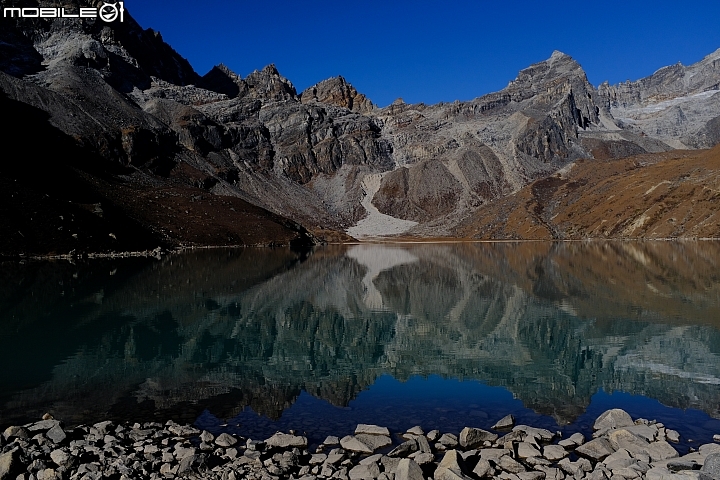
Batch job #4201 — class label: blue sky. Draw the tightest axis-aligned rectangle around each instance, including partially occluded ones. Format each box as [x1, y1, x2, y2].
[128, 1, 720, 107]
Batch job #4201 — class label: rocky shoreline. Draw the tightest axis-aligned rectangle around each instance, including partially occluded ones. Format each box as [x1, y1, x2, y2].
[1, 410, 719, 480]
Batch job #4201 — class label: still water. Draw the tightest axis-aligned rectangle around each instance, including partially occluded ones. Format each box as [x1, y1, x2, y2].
[2, 241, 720, 451]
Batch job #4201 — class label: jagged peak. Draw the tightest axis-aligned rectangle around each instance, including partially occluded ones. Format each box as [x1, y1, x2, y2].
[550, 50, 572, 61]
[300, 75, 374, 112]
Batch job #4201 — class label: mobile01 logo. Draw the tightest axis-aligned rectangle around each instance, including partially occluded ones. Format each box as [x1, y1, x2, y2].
[4, 2, 125, 22]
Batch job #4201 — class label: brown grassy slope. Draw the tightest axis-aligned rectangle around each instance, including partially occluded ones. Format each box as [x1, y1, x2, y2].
[455, 144, 720, 239]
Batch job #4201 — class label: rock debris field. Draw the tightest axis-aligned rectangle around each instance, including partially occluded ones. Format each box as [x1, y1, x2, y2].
[2, 409, 720, 480]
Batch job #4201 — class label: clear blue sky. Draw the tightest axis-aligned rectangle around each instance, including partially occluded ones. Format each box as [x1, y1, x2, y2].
[128, 1, 720, 108]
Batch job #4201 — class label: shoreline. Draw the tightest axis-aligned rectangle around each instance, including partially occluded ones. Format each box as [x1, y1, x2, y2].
[3, 237, 720, 262]
[2, 409, 719, 480]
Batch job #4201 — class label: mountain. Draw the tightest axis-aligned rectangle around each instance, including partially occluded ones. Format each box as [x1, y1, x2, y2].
[1, 1, 719, 254]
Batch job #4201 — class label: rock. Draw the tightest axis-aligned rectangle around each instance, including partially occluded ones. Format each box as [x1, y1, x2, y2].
[2, 427, 28, 440]
[388, 439, 418, 457]
[459, 427, 498, 449]
[492, 415, 516, 430]
[355, 424, 390, 436]
[479, 448, 509, 463]
[414, 452, 435, 465]
[646, 440, 680, 462]
[49, 449, 70, 467]
[348, 462, 380, 480]
[265, 432, 307, 449]
[46, 425, 66, 444]
[594, 409, 634, 432]
[498, 455, 526, 473]
[517, 442, 542, 458]
[536, 466, 564, 480]
[702, 453, 720, 479]
[439, 433, 459, 448]
[407, 426, 424, 436]
[576, 437, 616, 461]
[543, 445, 568, 461]
[666, 460, 699, 472]
[395, 458, 424, 480]
[356, 434, 392, 451]
[200, 430, 215, 443]
[324, 436, 340, 445]
[215, 433, 238, 447]
[0, 449, 21, 480]
[525, 457, 551, 467]
[435, 450, 472, 480]
[26, 420, 61, 432]
[625, 424, 658, 442]
[340, 436, 373, 454]
[513, 426, 555, 442]
[517, 473, 545, 480]
[667, 430, 680, 443]
[427, 430, 440, 442]
[473, 458, 493, 478]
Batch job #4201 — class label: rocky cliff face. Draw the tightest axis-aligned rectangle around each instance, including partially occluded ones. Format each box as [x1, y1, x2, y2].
[597, 48, 720, 149]
[1, 0, 719, 250]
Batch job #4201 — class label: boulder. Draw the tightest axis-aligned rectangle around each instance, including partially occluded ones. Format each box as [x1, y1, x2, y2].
[265, 432, 308, 449]
[492, 415, 516, 430]
[395, 458, 424, 480]
[355, 424, 390, 436]
[576, 437, 615, 461]
[594, 409, 634, 432]
[459, 427, 498, 449]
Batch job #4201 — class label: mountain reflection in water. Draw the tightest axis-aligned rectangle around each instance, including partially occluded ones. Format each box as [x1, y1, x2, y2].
[1, 241, 720, 442]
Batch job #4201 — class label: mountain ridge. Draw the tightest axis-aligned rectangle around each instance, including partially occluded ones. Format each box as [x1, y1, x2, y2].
[1, 0, 720, 254]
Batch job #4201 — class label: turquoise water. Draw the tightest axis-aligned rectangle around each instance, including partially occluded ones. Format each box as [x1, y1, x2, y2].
[2, 241, 720, 450]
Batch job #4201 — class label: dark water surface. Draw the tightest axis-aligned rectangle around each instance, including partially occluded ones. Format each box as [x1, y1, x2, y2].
[2, 241, 720, 451]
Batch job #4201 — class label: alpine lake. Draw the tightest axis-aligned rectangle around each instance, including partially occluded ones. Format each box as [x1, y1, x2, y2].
[2, 241, 720, 454]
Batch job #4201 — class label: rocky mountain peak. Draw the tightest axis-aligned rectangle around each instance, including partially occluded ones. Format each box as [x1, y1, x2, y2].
[244, 64, 297, 101]
[300, 75, 374, 113]
[199, 63, 248, 98]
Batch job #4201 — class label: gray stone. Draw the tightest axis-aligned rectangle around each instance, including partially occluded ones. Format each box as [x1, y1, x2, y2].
[666, 460, 700, 472]
[355, 424, 390, 436]
[355, 434, 392, 451]
[49, 449, 69, 466]
[479, 448, 510, 462]
[517, 473, 545, 480]
[594, 409, 634, 432]
[359, 454, 382, 466]
[492, 415, 516, 430]
[525, 457, 551, 467]
[200, 430, 215, 443]
[459, 427, 498, 449]
[395, 458, 424, 480]
[310, 453, 327, 464]
[45, 425, 66, 444]
[702, 453, 720, 479]
[473, 459, 493, 478]
[381, 456, 401, 474]
[388, 439, 418, 457]
[513, 426, 555, 442]
[625, 424, 658, 442]
[2, 427, 28, 441]
[576, 437, 616, 461]
[435, 450, 472, 480]
[498, 455, 526, 474]
[215, 433, 238, 447]
[0, 449, 21, 480]
[439, 433, 459, 448]
[26, 421, 61, 432]
[646, 441, 680, 462]
[414, 452, 434, 465]
[340, 435, 373, 454]
[536, 466, 564, 480]
[667, 430, 681, 443]
[542, 445, 568, 461]
[427, 430, 440, 442]
[348, 462, 380, 480]
[265, 432, 307, 449]
[407, 426, 424, 436]
[518, 442, 542, 459]
[416, 435, 432, 454]
[324, 436, 340, 445]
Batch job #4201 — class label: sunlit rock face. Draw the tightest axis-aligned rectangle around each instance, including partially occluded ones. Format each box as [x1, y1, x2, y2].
[2, 242, 720, 428]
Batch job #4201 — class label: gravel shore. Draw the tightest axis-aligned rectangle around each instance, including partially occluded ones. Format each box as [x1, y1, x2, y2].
[1, 410, 719, 480]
